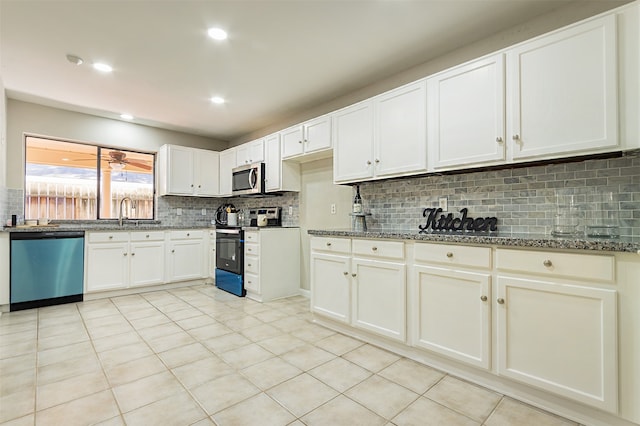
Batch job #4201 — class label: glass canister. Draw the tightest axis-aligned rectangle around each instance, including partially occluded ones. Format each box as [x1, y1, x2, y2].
[585, 191, 620, 238]
[551, 193, 582, 237]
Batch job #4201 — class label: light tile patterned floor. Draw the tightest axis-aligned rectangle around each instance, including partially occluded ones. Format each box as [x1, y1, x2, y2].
[0, 285, 581, 426]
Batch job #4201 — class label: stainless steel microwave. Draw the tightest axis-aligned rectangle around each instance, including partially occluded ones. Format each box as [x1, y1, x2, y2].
[232, 162, 266, 196]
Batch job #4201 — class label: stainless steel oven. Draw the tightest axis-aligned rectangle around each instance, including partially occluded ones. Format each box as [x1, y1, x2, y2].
[215, 228, 245, 296]
[232, 162, 265, 196]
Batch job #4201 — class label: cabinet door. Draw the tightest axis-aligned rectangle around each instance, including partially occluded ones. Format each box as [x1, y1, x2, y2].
[218, 148, 236, 197]
[281, 125, 304, 159]
[375, 80, 428, 177]
[130, 241, 165, 287]
[248, 139, 265, 163]
[351, 258, 406, 342]
[168, 240, 205, 281]
[310, 253, 351, 323]
[496, 276, 617, 412]
[264, 133, 281, 192]
[166, 145, 195, 195]
[429, 55, 506, 169]
[86, 243, 129, 292]
[195, 149, 219, 197]
[333, 101, 374, 183]
[507, 15, 617, 160]
[413, 265, 491, 369]
[303, 115, 332, 154]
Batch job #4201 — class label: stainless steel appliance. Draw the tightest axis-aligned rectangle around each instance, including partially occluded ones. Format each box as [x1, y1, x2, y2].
[248, 207, 282, 227]
[232, 162, 265, 196]
[215, 228, 245, 297]
[10, 231, 85, 311]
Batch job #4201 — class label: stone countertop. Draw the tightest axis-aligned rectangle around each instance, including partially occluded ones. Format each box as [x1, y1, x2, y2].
[2, 221, 214, 233]
[307, 228, 640, 253]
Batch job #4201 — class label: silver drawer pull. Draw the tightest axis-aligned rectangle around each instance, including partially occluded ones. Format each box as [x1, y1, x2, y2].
[131, 253, 135, 256]
[497, 298, 505, 304]
[371, 247, 377, 251]
[187, 233, 190, 237]
[351, 273, 357, 277]
[480, 295, 487, 302]
[248, 263, 252, 267]
[343, 271, 348, 276]
[146, 234, 150, 238]
[123, 253, 128, 256]
[446, 252, 453, 258]
[326, 242, 332, 247]
[109, 236, 113, 239]
[543, 260, 552, 267]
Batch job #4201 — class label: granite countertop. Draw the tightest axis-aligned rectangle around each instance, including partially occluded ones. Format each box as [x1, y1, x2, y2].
[308, 228, 640, 253]
[2, 221, 214, 233]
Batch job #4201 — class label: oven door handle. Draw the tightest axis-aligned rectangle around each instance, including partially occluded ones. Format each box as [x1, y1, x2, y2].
[249, 167, 257, 189]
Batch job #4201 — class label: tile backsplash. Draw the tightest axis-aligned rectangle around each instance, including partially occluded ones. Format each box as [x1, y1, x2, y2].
[357, 150, 640, 237]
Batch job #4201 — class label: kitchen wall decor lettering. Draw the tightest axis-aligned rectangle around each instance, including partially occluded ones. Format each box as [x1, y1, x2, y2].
[419, 208, 498, 233]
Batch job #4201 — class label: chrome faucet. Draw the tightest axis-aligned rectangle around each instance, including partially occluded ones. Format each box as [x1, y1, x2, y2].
[119, 197, 132, 226]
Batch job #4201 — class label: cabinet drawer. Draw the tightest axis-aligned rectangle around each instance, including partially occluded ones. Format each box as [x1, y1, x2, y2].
[169, 230, 204, 240]
[245, 255, 259, 275]
[88, 232, 129, 243]
[130, 231, 165, 242]
[352, 239, 404, 260]
[496, 248, 614, 282]
[244, 272, 260, 293]
[245, 243, 259, 256]
[311, 237, 351, 254]
[414, 243, 491, 269]
[245, 231, 259, 243]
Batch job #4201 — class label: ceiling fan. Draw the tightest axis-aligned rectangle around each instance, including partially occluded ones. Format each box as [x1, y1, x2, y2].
[106, 150, 152, 171]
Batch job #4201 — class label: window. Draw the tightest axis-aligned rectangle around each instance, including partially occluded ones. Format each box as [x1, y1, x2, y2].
[25, 136, 155, 220]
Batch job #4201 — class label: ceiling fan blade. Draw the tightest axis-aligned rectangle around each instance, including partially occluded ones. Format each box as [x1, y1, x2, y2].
[126, 160, 153, 170]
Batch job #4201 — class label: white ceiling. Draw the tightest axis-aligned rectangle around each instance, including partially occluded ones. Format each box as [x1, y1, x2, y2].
[0, 1, 625, 142]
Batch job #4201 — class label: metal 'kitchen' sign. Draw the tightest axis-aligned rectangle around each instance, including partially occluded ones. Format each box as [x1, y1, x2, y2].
[419, 208, 498, 233]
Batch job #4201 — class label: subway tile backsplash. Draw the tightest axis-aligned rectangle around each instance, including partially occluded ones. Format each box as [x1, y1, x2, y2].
[357, 150, 640, 237]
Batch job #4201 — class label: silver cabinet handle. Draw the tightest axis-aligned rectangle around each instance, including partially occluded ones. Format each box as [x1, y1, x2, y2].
[343, 271, 348, 276]
[480, 295, 488, 302]
[298, 140, 303, 144]
[543, 259, 552, 267]
[187, 233, 190, 237]
[371, 247, 377, 251]
[366, 160, 372, 165]
[375, 159, 380, 163]
[446, 252, 453, 258]
[496, 137, 503, 143]
[131, 253, 135, 256]
[304, 139, 309, 143]
[351, 273, 357, 277]
[171, 249, 175, 253]
[146, 234, 150, 238]
[512, 134, 520, 141]
[248, 263, 252, 267]
[497, 298, 505, 304]
[123, 253, 128, 256]
[326, 242, 332, 247]
[109, 236, 113, 239]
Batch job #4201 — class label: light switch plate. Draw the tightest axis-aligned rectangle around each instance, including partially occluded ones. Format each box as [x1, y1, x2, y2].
[330, 204, 336, 214]
[201, 208, 207, 216]
[289, 206, 293, 215]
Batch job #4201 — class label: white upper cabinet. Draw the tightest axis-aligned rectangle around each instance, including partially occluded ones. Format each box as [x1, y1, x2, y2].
[375, 80, 427, 178]
[333, 100, 375, 183]
[281, 114, 332, 161]
[157, 145, 219, 197]
[236, 139, 265, 166]
[218, 147, 237, 197]
[428, 54, 506, 170]
[264, 133, 300, 192]
[507, 14, 618, 161]
[334, 80, 427, 183]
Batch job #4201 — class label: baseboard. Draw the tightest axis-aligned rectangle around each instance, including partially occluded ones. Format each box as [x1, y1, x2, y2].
[298, 288, 310, 298]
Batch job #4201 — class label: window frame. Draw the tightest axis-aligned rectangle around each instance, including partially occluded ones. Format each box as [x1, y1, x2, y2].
[23, 134, 157, 222]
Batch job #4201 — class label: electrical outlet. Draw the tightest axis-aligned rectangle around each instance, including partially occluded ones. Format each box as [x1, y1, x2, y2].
[439, 197, 448, 211]
[330, 204, 336, 214]
[201, 208, 207, 216]
[289, 206, 293, 215]
[176, 208, 182, 216]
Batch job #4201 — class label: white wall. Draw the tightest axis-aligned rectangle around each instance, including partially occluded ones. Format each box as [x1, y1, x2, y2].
[0, 77, 6, 188]
[5, 99, 227, 189]
[299, 158, 351, 291]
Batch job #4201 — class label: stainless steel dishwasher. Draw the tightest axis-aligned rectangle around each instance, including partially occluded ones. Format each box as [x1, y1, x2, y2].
[10, 231, 85, 311]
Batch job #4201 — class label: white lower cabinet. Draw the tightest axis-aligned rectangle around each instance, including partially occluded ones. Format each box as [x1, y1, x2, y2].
[496, 277, 617, 412]
[412, 243, 492, 369]
[310, 237, 352, 323]
[351, 257, 406, 342]
[413, 265, 491, 369]
[86, 231, 164, 292]
[243, 228, 300, 302]
[167, 230, 206, 282]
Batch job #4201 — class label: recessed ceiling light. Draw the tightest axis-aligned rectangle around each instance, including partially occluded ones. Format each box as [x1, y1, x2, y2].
[208, 27, 228, 41]
[93, 62, 113, 73]
[211, 96, 225, 105]
[120, 113, 133, 120]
